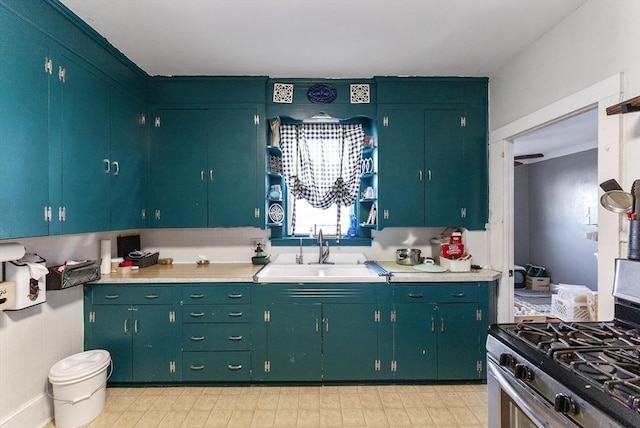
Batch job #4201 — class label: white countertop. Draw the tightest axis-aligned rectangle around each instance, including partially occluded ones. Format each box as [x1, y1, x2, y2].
[92, 261, 501, 284]
[375, 261, 502, 283]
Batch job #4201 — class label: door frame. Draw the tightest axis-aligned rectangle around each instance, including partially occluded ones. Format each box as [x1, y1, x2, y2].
[488, 73, 623, 323]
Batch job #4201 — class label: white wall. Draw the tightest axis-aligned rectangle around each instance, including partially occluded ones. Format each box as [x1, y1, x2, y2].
[491, 0, 640, 130]
[489, 0, 640, 322]
[0, 231, 127, 428]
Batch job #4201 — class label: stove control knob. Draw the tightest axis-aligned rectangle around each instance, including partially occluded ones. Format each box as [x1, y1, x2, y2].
[514, 363, 533, 380]
[499, 353, 515, 367]
[554, 393, 577, 415]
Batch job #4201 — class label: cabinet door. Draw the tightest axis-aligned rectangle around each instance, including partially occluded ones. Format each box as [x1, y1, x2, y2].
[150, 109, 207, 227]
[132, 304, 179, 381]
[378, 108, 425, 227]
[89, 305, 133, 382]
[436, 302, 480, 380]
[322, 303, 378, 381]
[56, 53, 111, 234]
[460, 104, 489, 230]
[110, 90, 146, 230]
[393, 303, 438, 379]
[266, 302, 322, 381]
[207, 107, 262, 227]
[424, 109, 465, 226]
[0, 23, 50, 238]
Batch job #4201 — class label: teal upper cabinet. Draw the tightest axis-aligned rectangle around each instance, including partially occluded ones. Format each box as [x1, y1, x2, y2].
[376, 77, 488, 230]
[50, 52, 111, 235]
[0, 1, 148, 238]
[149, 109, 208, 228]
[109, 90, 147, 230]
[148, 77, 267, 228]
[149, 106, 264, 228]
[377, 108, 425, 227]
[0, 18, 51, 238]
[207, 107, 263, 227]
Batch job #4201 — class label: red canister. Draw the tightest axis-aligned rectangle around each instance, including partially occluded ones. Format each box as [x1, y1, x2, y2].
[441, 243, 464, 259]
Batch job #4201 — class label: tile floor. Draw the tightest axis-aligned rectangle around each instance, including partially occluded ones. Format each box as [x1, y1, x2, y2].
[46, 384, 488, 428]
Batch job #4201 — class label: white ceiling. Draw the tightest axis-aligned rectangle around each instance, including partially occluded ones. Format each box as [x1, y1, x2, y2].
[513, 108, 598, 164]
[59, 0, 595, 159]
[59, 0, 586, 78]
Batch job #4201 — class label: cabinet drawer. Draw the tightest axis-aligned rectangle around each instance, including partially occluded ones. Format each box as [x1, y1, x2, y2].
[92, 285, 173, 304]
[183, 305, 251, 323]
[182, 351, 251, 381]
[393, 287, 438, 303]
[437, 284, 478, 302]
[183, 324, 251, 351]
[183, 285, 250, 304]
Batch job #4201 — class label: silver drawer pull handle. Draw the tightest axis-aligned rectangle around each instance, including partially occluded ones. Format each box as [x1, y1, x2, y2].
[145, 294, 159, 299]
[408, 293, 423, 298]
[227, 364, 242, 371]
[228, 312, 243, 317]
[105, 294, 120, 299]
[228, 294, 243, 299]
[190, 312, 205, 317]
[190, 365, 205, 371]
[451, 293, 466, 298]
[189, 293, 205, 299]
[228, 335, 243, 341]
[190, 336, 205, 341]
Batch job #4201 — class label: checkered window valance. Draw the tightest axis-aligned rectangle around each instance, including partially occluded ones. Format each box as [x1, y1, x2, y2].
[280, 123, 364, 231]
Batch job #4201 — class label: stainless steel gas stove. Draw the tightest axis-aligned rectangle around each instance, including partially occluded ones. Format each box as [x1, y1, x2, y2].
[487, 259, 640, 428]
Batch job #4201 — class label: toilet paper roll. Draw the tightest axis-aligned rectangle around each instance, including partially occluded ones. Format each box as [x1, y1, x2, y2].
[100, 240, 112, 274]
[0, 242, 26, 263]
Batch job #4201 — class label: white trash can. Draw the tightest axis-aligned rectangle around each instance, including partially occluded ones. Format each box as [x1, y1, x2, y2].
[48, 350, 111, 428]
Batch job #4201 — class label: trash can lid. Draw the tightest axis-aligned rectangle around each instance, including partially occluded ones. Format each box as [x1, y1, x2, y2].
[49, 350, 111, 384]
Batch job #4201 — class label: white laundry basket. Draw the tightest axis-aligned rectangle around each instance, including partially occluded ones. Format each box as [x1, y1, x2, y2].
[48, 350, 111, 428]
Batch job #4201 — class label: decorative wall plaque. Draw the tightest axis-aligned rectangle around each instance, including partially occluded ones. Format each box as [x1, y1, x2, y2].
[350, 84, 370, 104]
[307, 83, 337, 104]
[273, 83, 294, 103]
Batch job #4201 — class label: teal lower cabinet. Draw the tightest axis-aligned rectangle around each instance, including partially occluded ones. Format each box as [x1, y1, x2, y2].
[181, 284, 252, 381]
[84, 285, 180, 383]
[391, 282, 493, 380]
[255, 283, 381, 382]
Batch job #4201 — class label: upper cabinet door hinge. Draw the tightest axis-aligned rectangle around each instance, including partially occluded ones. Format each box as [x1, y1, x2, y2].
[89, 311, 95, 323]
[169, 311, 176, 323]
[374, 310, 380, 322]
[264, 310, 270, 322]
[476, 309, 482, 321]
[154, 117, 161, 127]
[460, 116, 466, 127]
[44, 57, 53, 75]
[390, 310, 397, 322]
[383, 116, 389, 127]
[140, 114, 146, 125]
[58, 66, 66, 83]
[254, 114, 260, 125]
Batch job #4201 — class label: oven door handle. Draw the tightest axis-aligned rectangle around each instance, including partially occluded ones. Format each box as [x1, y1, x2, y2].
[488, 361, 578, 428]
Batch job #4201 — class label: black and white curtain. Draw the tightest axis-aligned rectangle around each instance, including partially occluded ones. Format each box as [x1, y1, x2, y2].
[280, 123, 364, 232]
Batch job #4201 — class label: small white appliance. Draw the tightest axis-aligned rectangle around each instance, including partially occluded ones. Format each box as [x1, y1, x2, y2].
[4, 253, 47, 310]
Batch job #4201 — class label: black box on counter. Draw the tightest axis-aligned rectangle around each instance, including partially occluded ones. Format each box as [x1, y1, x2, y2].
[117, 234, 159, 268]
